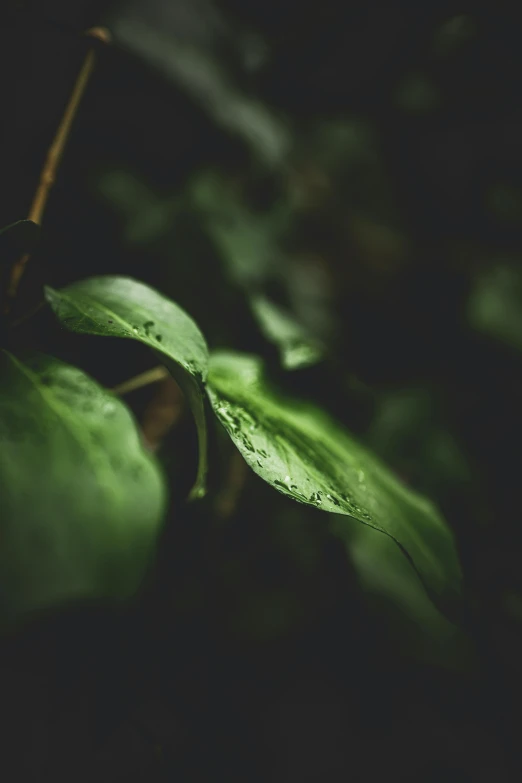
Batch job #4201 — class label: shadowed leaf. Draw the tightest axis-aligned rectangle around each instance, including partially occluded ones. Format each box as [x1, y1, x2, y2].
[45, 276, 209, 498]
[0, 351, 166, 625]
[207, 351, 462, 608]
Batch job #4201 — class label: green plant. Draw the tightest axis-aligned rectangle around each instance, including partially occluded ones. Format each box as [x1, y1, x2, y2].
[0, 26, 462, 631]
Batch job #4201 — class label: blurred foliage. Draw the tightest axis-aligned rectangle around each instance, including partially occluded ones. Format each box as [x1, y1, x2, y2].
[2, 0, 522, 780]
[80, 0, 522, 650]
[468, 261, 522, 352]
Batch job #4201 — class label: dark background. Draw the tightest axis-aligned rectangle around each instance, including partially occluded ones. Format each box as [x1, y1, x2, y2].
[1, 1, 522, 780]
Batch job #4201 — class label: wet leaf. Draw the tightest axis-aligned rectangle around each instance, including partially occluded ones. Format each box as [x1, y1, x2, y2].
[0, 351, 166, 624]
[207, 351, 462, 607]
[45, 276, 209, 498]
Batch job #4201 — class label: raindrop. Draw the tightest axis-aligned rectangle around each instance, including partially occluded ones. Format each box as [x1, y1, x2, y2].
[326, 493, 340, 507]
[309, 491, 323, 506]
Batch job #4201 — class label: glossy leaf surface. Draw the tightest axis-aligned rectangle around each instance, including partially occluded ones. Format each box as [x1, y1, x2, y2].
[0, 351, 166, 623]
[45, 276, 209, 498]
[207, 351, 462, 605]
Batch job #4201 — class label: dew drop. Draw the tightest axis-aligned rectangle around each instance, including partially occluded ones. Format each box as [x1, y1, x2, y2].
[309, 491, 323, 506]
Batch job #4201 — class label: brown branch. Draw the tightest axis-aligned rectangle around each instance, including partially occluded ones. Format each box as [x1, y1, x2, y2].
[140, 376, 184, 452]
[5, 26, 111, 313]
[215, 451, 249, 519]
[111, 366, 169, 396]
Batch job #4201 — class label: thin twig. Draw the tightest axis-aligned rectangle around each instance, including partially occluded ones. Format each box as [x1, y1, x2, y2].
[111, 366, 169, 396]
[215, 451, 249, 519]
[5, 26, 111, 313]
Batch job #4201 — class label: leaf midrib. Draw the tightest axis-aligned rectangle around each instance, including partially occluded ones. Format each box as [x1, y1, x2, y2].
[208, 380, 452, 589]
[48, 287, 206, 378]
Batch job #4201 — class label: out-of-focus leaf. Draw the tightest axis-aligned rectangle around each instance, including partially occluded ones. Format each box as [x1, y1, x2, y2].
[301, 120, 400, 222]
[189, 171, 330, 362]
[250, 294, 325, 370]
[467, 262, 522, 352]
[107, 0, 290, 165]
[0, 351, 166, 624]
[207, 351, 462, 607]
[487, 183, 522, 223]
[97, 170, 178, 245]
[189, 171, 288, 287]
[366, 388, 472, 498]
[332, 517, 474, 669]
[0, 220, 40, 257]
[45, 276, 209, 498]
[394, 72, 441, 114]
[432, 14, 477, 57]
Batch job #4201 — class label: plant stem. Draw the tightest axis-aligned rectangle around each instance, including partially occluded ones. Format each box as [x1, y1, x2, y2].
[112, 366, 170, 396]
[5, 26, 110, 313]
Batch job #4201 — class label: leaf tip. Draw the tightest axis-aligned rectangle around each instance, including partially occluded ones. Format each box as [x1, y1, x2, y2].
[187, 483, 207, 502]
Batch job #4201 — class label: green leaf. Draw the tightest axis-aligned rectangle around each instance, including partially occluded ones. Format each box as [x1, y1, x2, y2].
[331, 518, 473, 669]
[107, 9, 289, 166]
[467, 262, 522, 353]
[207, 351, 462, 607]
[45, 276, 209, 499]
[0, 351, 166, 623]
[250, 294, 325, 371]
